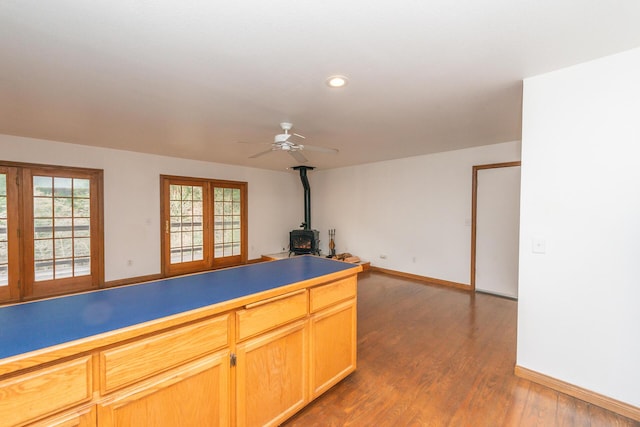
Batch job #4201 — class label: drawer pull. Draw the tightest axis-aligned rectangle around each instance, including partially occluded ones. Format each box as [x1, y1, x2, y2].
[244, 289, 306, 309]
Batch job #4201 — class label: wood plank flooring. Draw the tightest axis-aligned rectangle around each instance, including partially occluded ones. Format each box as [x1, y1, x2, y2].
[283, 272, 638, 427]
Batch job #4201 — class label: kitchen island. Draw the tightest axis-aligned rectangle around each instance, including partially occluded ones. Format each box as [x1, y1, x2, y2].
[0, 256, 361, 427]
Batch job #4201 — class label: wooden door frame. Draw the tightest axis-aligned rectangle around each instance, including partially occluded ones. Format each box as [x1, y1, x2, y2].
[0, 166, 20, 303]
[470, 161, 521, 292]
[160, 175, 249, 277]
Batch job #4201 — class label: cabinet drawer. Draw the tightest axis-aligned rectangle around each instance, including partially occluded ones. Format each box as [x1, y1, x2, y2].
[29, 403, 96, 427]
[310, 276, 357, 313]
[236, 290, 308, 341]
[0, 356, 92, 427]
[99, 313, 229, 394]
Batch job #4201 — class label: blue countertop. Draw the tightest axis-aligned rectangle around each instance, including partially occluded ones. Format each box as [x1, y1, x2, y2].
[0, 256, 357, 360]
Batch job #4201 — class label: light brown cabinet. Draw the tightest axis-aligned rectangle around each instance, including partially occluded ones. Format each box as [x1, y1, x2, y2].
[308, 276, 357, 398]
[235, 290, 307, 342]
[235, 290, 309, 427]
[234, 276, 357, 427]
[95, 313, 231, 426]
[29, 405, 96, 427]
[0, 356, 93, 427]
[98, 314, 230, 394]
[309, 299, 357, 398]
[97, 352, 230, 426]
[235, 320, 307, 427]
[0, 266, 359, 427]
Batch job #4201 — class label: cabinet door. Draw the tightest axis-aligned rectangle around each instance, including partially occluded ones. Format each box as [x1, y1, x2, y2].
[97, 352, 229, 427]
[309, 299, 357, 399]
[235, 320, 307, 427]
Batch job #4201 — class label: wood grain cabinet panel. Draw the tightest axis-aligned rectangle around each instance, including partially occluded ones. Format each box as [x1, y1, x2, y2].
[235, 320, 308, 427]
[0, 356, 92, 427]
[97, 352, 230, 427]
[0, 265, 360, 427]
[309, 276, 356, 313]
[29, 404, 96, 427]
[236, 290, 307, 341]
[99, 314, 229, 394]
[309, 299, 357, 399]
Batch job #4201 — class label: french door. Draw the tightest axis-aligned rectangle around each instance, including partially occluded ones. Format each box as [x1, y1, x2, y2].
[161, 176, 247, 276]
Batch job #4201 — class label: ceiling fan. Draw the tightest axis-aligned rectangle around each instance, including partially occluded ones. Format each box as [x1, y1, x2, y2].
[242, 122, 338, 163]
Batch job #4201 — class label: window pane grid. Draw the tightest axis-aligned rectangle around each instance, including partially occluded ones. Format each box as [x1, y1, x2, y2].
[33, 176, 91, 281]
[0, 173, 7, 286]
[214, 188, 241, 258]
[169, 184, 204, 264]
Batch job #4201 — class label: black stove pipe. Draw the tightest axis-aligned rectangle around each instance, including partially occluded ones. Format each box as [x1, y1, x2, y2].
[292, 166, 314, 230]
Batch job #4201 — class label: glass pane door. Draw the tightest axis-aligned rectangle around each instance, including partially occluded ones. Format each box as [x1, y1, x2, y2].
[213, 187, 241, 258]
[169, 184, 205, 264]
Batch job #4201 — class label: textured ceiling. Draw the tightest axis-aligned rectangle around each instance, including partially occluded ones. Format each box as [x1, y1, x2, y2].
[1, 1, 640, 170]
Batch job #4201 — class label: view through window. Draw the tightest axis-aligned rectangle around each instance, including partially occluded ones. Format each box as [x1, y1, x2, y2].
[33, 176, 92, 280]
[0, 163, 103, 303]
[169, 183, 205, 264]
[162, 176, 247, 276]
[213, 186, 242, 258]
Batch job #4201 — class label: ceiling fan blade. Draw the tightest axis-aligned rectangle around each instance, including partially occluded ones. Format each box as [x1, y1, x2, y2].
[289, 150, 308, 163]
[292, 132, 306, 139]
[299, 144, 339, 154]
[249, 148, 275, 159]
[237, 140, 270, 145]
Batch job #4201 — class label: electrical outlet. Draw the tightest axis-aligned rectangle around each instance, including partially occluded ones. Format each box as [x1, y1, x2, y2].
[532, 238, 546, 254]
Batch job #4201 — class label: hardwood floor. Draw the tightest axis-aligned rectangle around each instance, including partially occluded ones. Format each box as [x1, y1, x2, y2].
[283, 272, 639, 427]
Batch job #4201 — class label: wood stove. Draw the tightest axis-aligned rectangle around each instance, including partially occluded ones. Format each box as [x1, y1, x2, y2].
[290, 229, 320, 255]
[290, 166, 320, 255]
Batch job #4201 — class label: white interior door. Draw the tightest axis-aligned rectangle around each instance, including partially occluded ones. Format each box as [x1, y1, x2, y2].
[475, 166, 521, 298]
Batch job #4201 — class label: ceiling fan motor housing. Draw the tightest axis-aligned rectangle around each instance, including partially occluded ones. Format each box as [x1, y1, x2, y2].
[275, 133, 291, 143]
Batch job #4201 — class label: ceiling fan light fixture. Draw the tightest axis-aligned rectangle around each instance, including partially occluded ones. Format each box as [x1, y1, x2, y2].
[326, 75, 348, 88]
[275, 133, 290, 143]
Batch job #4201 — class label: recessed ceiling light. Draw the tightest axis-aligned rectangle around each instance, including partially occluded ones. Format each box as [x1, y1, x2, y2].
[326, 75, 348, 88]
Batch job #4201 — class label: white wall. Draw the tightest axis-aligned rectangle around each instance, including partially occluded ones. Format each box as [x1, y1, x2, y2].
[0, 134, 302, 281]
[312, 141, 521, 285]
[518, 47, 640, 406]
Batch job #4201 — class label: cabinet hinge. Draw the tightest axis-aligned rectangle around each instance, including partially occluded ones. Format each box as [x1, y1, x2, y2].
[230, 353, 237, 367]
